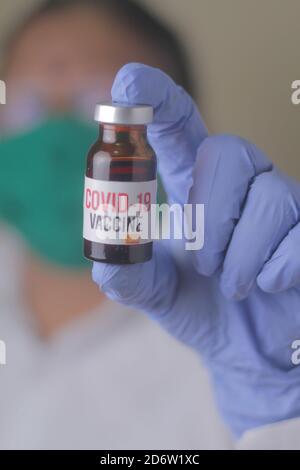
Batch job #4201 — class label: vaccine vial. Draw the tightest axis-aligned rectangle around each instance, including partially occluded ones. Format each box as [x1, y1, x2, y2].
[83, 103, 157, 264]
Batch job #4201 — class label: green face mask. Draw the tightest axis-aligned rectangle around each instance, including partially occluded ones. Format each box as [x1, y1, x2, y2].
[0, 115, 166, 269]
[0, 116, 97, 269]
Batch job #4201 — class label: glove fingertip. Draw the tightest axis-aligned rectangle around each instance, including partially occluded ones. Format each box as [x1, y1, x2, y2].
[92, 262, 127, 290]
[111, 62, 167, 108]
[92, 262, 107, 288]
[220, 279, 249, 301]
[111, 62, 143, 99]
[193, 252, 221, 277]
[256, 270, 282, 293]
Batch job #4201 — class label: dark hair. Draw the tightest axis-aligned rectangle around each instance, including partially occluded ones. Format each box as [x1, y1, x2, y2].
[4, 0, 196, 97]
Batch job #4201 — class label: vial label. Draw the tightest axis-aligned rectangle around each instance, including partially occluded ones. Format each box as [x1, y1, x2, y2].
[83, 177, 157, 245]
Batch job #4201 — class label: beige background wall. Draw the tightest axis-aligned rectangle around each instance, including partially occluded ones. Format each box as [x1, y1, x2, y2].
[1, 0, 299, 177]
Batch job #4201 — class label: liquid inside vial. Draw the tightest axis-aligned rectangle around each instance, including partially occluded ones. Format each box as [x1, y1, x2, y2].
[83, 114, 157, 264]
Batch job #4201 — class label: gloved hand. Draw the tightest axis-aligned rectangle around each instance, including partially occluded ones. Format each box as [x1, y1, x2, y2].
[92, 63, 300, 438]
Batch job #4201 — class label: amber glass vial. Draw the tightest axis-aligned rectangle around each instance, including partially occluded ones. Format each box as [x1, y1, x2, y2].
[83, 103, 157, 264]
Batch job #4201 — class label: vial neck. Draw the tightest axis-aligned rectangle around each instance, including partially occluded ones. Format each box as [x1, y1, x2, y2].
[99, 123, 147, 144]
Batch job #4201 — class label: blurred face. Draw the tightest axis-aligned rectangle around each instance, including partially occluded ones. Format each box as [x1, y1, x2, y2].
[0, 6, 164, 269]
[3, 6, 158, 127]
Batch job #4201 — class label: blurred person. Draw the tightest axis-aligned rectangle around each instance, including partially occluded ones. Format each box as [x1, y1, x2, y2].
[0, 0, 232, 450]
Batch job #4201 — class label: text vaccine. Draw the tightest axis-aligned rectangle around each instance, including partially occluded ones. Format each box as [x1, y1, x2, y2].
[83, 102, 157, 264]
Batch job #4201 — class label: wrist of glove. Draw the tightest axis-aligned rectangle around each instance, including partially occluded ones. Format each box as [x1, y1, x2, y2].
[207, 349, 300, 438]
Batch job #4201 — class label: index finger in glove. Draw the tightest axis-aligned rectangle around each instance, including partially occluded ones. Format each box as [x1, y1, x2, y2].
[111, 63, 208, 205]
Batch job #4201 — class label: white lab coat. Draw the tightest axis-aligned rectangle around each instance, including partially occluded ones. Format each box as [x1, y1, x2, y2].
[0, 226, 231, 450]
[0, 226, 298, 450]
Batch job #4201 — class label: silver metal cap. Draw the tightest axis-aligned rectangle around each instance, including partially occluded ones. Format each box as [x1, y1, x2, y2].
[94, 102, 153, 125]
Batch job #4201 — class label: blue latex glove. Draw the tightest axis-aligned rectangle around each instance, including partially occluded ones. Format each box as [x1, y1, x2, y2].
[92, 63, 300, 438]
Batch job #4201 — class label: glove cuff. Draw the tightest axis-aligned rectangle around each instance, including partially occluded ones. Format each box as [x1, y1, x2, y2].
[206, 361, 300, 438]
